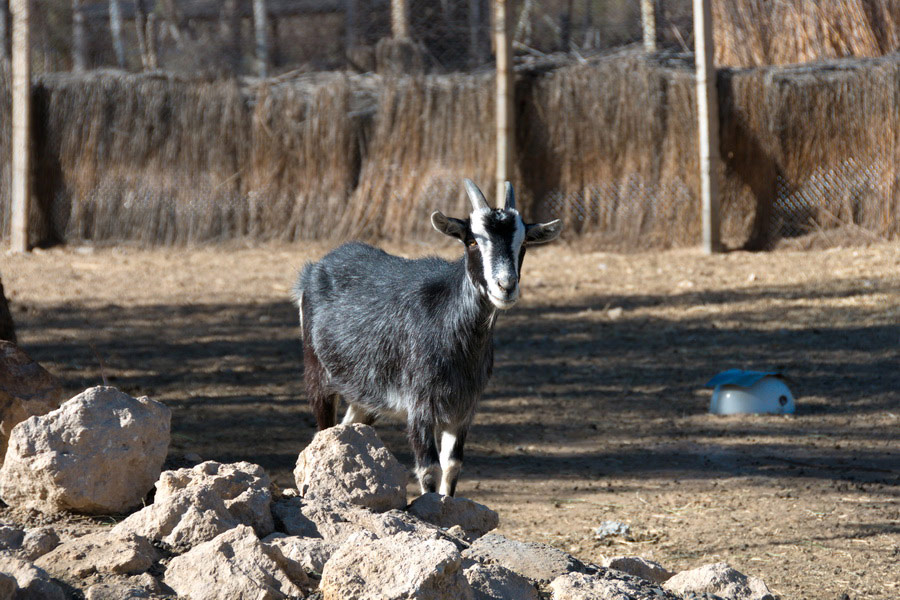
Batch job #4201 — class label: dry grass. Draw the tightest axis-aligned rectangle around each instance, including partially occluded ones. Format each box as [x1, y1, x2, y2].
[340, 73, 496, 240]
[714, 0, 900, 67]
[1, 50, 898, 248]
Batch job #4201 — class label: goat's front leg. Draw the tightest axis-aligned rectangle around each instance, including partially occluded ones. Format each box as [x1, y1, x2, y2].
[408, 416, 440, 494]
[341, 403, 375, 425]
[438, 427, 466, 496]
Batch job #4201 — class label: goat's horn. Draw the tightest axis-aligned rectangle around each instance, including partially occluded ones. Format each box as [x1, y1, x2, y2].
[464, 179, 490, 212]
[504, 181, 515, 211]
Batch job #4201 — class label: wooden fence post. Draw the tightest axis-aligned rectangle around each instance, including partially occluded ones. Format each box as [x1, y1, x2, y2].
[693, 0, 722, 253]
[9, 0, 29, 252]
[72, 0, 87, 71]
[494, 0, 513, 207]
[641, 0, 656, 53]
[391, 0, 409, 39]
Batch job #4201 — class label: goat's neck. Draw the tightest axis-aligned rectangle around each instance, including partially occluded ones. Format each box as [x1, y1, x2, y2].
[455, 255, 498, 337]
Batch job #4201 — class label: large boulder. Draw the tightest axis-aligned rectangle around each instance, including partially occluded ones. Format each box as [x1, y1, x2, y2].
[0, 341, 64, 463]
[601, 555, 673, 584]
[155, 461, 274, 536]
[407, 493, 499, 540]
[462, 533, 598, 584]
[0, 555, 66, 600]
[663, 562, 774, 600]
[163, 525, 308, 600]
[112, 486, 239, 551]
[35, 531, 159, 579]
[0, 386, 170, 514]
[319, 531, 473, 600]
[294, 424, 408, 512]
[550, 571, 681, 600]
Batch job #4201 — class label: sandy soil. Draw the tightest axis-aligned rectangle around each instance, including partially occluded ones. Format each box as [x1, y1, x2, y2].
[3, 239, 898, 599]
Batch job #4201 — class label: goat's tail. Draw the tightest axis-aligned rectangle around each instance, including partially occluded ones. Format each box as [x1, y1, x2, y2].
[292, 265, 311, 338]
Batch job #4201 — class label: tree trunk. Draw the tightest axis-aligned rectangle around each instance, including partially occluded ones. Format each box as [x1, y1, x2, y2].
[252, 0, 269, 77]
[0, 278, 15, 344]
[109, 0, 126, 68]
[72, 0, 86, 70]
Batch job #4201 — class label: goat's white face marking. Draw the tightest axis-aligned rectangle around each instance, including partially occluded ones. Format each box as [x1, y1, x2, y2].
[470, 208, 526, 310]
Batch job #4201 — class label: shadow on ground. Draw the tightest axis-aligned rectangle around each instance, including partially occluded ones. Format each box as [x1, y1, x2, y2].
[15, 279, 900, 489]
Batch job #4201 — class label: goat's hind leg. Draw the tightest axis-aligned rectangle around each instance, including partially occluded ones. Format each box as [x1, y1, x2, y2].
[408, 417, 440, 494]
[301, 293, 338, 430]
[304, 344, 337, 429]
[438, 428, 467, 496]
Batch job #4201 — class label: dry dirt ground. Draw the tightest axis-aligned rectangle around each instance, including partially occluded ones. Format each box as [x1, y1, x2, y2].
[3, 240, 898, 600]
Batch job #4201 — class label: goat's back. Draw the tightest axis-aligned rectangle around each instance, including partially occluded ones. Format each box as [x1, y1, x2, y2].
[294, 242, 491, 424]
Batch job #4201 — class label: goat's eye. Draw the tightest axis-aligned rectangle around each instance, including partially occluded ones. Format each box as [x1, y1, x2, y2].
[467, 239, 478, 248]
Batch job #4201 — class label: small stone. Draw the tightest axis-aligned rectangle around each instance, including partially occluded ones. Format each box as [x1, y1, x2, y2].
[112, 486, 239, 551]
[320, 531, 473, 599]
[550, 571, 678, 600]
[19, 527, 60, 561]
[463, 560, 539, 600]
[164, 525, 307, 600]
[155, 461, 274, 537]
[0, 525, 24, 551]
[602, 556, 673, 584]
[262, 533, 337, 576]
[664, 562, 773, 600]
[462, 533, 598, 584]
[294, 424, 408, 512]
[0, 555, 65, 600]
[0, 342, 64, 464]
[85, 582, 152, 600]
[35, 531, 160, 578]
[594, 521, 632, 541]
[407, 493, 499, 540]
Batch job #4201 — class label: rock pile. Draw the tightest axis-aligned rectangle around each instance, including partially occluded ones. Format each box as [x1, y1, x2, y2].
[0, 385, 776, 600]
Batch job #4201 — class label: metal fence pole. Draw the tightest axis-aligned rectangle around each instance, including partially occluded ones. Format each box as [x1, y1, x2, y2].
[253, 0, 269, 78]
[494, 0, 513, 207]
[10, 0, 29, 252]
[693, 0, 722, 253]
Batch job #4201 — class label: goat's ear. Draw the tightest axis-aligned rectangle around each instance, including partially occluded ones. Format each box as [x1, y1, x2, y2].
[431, 211, 468, 241]
[525, 219, 563, 244]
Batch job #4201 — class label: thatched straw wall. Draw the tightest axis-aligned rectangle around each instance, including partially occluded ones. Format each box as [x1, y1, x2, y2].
[721, 57, 900, 244]
[1, 51, 898, 248]
[519, 55, 706, 248]
[14, 71, 375, 244]
[341, 74, 495, 240]
[714, 0, 900, 67]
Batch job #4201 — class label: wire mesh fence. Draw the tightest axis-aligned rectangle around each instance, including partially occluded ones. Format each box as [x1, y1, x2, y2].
[1, 0, 899, 249]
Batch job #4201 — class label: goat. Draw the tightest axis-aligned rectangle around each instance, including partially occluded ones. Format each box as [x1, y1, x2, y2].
[293, 180, 562, 496]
